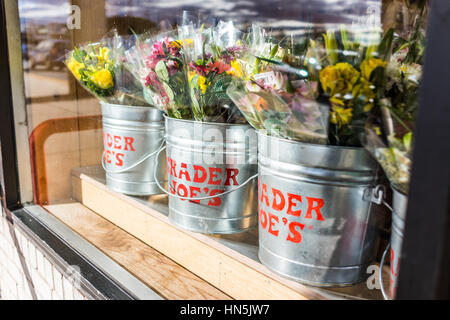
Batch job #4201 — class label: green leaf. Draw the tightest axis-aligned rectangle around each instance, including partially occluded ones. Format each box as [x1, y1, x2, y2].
[163, 82, 174, 101]
[341, 29, 350, 51]
[269, 45, 279, 59]
[323, 31, 338, 65]
[403, 132, 413, 151]
[378, 29, 394, 61]
[155, 60, 169, 82]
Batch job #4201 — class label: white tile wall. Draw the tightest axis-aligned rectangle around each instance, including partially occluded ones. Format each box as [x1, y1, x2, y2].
[0, 212, 91, 300]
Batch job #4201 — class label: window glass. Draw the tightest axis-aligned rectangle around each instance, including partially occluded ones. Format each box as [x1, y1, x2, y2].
[17, 0, 425, 204]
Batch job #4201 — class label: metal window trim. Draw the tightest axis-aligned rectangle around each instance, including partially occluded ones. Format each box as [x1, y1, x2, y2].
[0, 0, 21, 209]
[3, 0, 33, 205]
[7, 204, 163, 300]
[4, 1, 33, 203]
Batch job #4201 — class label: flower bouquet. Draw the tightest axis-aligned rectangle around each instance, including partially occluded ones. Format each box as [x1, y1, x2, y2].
[183, 21, 248, 123]
[363, 5, 426, 195]
[227, 26, 329, 144]
[125, 31, 193, 118]
[66, 30, 148, 106]
[227, 25, 389, 146]
[304, 28, 388, 147]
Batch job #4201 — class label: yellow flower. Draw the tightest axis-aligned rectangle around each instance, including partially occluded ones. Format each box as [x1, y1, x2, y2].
[67, 58, 85, 80]
[227, 60, 243, 78]
[188, 71, 196, 83]
[320, 63, 359, 96]
[374, 126, 382, 136]
[197, 76, 208, 94]
[330, 106, 353, 128]
[352, 78, 376, 112]
[172, 39, 194, 48]
[399, 64, 409, 73]
[320, 65, 340, 95]
[90, 69, 114, 89]
[360, 58, 386, 81]
[335, 62, 360, 86]
[96, 47, 110, 63]
[330, 96, 346, 106]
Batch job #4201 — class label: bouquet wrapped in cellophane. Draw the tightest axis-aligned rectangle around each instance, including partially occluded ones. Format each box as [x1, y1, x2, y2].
[65, 29, 149, 106]
[363, 2, 427, 195]
[302, 27, 388, 147]
[227, 26, 330, 144]
[125, 30, 193, 118]
[181, 20, 248, 123]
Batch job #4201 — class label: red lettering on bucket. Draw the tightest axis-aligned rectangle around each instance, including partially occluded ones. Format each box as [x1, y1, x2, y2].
[208, 189, 224, 207]
[272, 188, 285, 212]
[105, 150, 112, 164]
[389, 246, 401, 299]
[103, 134, 137, 167]
[225, 169, 239, 186]
[287, 222, 305, 244]
[113, 136, 122, 150]
[169, 158, 177, 178]
[124, 137, 135, 151]
[259, 207, 268, 229]
[167, 160, 241, 208]
[116, 153, 124, 167]
[208, 168, 222, 185]
[258, 182, 326, 245]
[286, 193, 302, 217]
[268, 213, 279, 237]
[179, 163, 191, 182]
[177, 183, 189, 200]
[189, 186, 201, 204]
[305, 197, 325, 221]
[194, 165, 207, 183]
[260, 183, 270, 207]
[106, 133, 113, 148]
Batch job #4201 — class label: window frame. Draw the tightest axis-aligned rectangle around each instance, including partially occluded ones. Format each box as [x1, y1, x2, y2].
[1, 0, 450, 299]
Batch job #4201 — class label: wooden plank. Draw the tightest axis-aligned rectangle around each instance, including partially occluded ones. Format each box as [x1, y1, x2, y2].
[45, 202, 231, 300]
[71, 166, 388, 300]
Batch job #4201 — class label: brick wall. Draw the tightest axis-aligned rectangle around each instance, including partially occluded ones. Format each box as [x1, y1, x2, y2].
[0, 211, 91, 300]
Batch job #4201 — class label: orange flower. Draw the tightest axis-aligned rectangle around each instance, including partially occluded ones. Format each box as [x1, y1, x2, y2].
[206, 61, 231, 74]
[254, 97, 268, 112]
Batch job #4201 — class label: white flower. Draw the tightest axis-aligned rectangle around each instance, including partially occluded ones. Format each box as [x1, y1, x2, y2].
[404, 63, 422, 85]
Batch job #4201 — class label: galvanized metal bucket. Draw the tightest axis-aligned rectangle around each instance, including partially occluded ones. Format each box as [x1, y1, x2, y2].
[258, 133, 384, 286]
[101, 102, 166, 196]
[154, 116, 258, 234]
[380, 187, 408, 300]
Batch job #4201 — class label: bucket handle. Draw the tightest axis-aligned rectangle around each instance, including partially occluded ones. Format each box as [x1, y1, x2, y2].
[102, 140, 166, 174]
[373, 187, 394, 300]
[153, 145, 259, 201]
[364, 185, 394, 211]
[379, 242, 391, 300]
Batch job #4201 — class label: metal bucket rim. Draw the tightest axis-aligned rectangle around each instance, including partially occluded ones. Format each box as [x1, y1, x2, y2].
[100, 101, 161, 112]
[391, 185, 408, 197]
[164, 114, 252, 129]
[257, 131, 368, 153]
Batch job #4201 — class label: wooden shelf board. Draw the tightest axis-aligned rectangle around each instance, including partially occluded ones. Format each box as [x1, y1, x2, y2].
[71, 166, 389, 300]
[45, 202, 231, 300]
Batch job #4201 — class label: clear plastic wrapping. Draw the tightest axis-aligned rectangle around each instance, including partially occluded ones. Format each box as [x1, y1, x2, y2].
[65, 29, 149, 106]
[182, 20, 248, 123]
[125, 30, 192, 118]
[362, 1, 427, 195]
